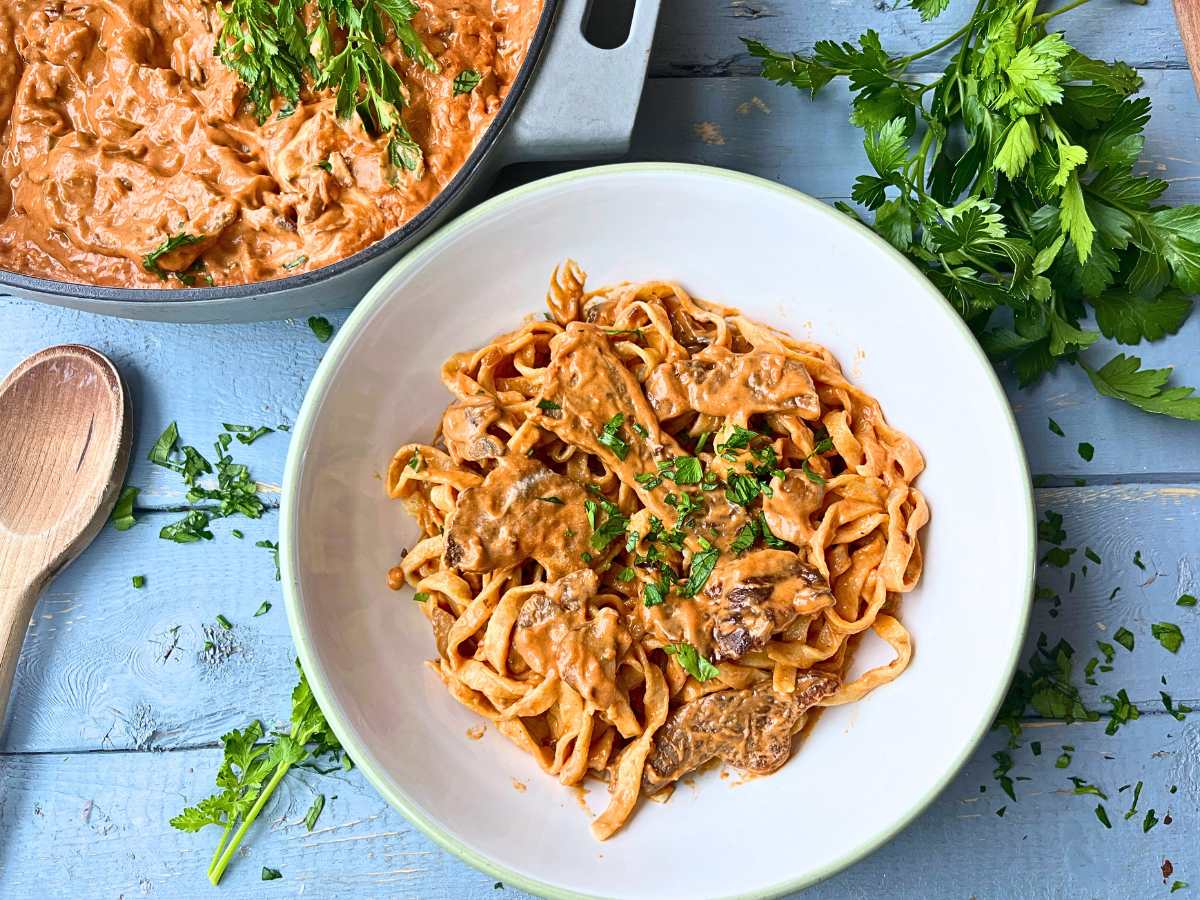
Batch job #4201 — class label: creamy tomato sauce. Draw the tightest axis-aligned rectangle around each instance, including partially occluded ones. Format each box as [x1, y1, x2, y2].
[0, 0, 542, 287]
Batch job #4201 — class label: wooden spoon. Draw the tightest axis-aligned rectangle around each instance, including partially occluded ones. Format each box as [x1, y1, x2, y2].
[1176, 0, 1200, 96]
[0, 345, 130, 730]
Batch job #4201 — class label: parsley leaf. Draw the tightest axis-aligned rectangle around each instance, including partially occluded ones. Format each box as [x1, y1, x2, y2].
[453, 69, 482, 95]
[597, 413, 630, 461]
[1083, 355, 1200, 421]
[680, 541, 719, 597]
[1151, 622, 1184, 654]
[664, 642, 719, 682]
[307, 316, 334, 343]
[174, 661, 345, 884]
[110, 485, 140, 531]
[143, 233, 203, 280]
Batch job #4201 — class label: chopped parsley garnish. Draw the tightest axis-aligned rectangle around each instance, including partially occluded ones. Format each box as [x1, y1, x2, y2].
[597, 413, 630, 460]
[1094, 805, 1112, 829]
[1038, 510, 1066, 545]
[724, 472, 761, 507]
[1171, 882, 1188, 893]
[1123, 781, 1143, 819]
[148, 421, 181, 466]
[160, 510, 214, 543]
[453, 69, 482, 95]
[1100, 688, 1140, 735]
[412, 592, 430, 603]
[1070, 777, 1107, 800]
[590, 501, 629, 551]
[617, 567, 635, 583]
[1151, 622, 1184, 653]
[992, 751, 1016, 801]
[731, 522, 758, 553]
[216, 614, 233, 630]
[1143, 809, 1159, 832]
[1055, 746, 1073, 769]
[1178, 594, 1198, 607]
[680, 539, 719, 597]
[1133, 550, 1146, 570]
[262, 867, 283, 881]
[223, 423, 274, 445]
[625, 530, 639, 553]
[282, 255, 308, 270]
[254, 601, 272, 617]
[537, 399, 561, 413]
[1112, 627, 1135, 652]
[1048, 418, 1065, 436]
[1084, 547, 1101, 565]
[304, 794, 325, 832]
[631, 422, 649, 438]
[643, 569, 673, 607]
[132, 575, 146, 589]
[664, 642, 719, 682]
[231, 530, 244, 539]
[665, 456, 702, 485]
[993, 634, 1097, 745]
[538, 496, 565, 505]
[694, 431, 711, 453]
[717, 426, 759, 452]
[1160, 691, 1192, 721]
[584, 499, 597, 530]
[143, 233, 203, 280]
[307, 316, 334, 343]
[111, 486, 139, 531]
[1077, 442, 1094, 461]
[256, 540, 281, 580]
[801, 460, 826, 486]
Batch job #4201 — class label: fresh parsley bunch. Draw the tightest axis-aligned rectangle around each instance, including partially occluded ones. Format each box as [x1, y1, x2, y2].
[171, 661, 347, 885]
[747, 0, 1200, 419]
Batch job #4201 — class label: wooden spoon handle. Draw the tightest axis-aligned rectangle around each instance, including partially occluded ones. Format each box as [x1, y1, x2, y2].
[0, 579, 39, 731]
[1176, 0, 1200, 96]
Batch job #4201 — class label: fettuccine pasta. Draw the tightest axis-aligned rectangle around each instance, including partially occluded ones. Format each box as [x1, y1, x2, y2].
[387, 262, 929, 839]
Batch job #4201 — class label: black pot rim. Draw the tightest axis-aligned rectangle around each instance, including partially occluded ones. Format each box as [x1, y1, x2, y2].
[0, 0, 561, 305]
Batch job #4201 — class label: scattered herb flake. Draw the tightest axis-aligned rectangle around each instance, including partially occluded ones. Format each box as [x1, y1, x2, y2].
[304, 794, 325, 832]
[1113, 628, 1135, 652]
[110, 485, 140, 531]
[254, 601, 272, 617]
[132, 575, 146, 589]
[262, 867, 282, 881]
[1151, 622, 1184, 653]
[1077, 442, 1094, 461]
[453, 69, 482, 95]
[1048, 418, 1065, 436]
[1178, 594, 1198, 607]
[1094, 804, 1112, 829]
[308, 316, 334, 343]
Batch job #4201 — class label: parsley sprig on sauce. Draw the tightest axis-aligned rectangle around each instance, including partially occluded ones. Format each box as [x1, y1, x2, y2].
[215, 0, 437, 172]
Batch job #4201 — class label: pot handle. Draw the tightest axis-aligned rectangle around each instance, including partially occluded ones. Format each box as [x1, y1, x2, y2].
[497, 0, 660, 165]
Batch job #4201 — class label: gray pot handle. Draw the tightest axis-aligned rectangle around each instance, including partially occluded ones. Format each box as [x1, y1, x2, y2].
[497, 0, 660, 164]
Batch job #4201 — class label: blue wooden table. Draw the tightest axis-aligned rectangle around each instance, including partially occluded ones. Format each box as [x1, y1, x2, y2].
[3, 3, 1199, 897]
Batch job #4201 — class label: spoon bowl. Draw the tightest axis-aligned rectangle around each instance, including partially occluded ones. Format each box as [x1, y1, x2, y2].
[0, 345, 130, 730]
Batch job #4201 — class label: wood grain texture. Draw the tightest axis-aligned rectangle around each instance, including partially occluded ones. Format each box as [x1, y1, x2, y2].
[650, 0, 1188, 76]
[0, 345, 130, 730]
[3, 484, 1198, 752]
[1175, 0, 1200, 95]
[0, 716, 1195, 898]
[0, 2, 1199, 896]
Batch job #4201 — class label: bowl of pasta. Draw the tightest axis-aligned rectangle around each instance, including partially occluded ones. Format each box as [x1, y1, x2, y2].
[281, 163, 1034, 898]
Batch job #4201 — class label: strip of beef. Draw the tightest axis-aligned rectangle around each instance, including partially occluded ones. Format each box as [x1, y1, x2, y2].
[513, 569, 638, 735]
[703, 550, 835, 660]
[760, 469, 826, 545]
[443, 455, 591, 579]
[644, 351, 821, 422]
[532, 323, 748, 547]
[643, 674, 839, 793]
[441, 394, 506, 465]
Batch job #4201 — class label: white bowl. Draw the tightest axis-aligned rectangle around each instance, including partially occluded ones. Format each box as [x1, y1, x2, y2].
[281, 163, 1034, 899]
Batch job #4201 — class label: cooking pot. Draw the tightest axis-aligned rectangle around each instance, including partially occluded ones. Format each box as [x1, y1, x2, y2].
[0, 0, 660, 323]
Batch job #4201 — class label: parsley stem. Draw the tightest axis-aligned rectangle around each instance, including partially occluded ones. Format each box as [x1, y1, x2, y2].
[1034, 0, 1093, 24]
[899, 23, 972, 65]
[206, 821, 235, 878]
[208, 760, 292, 885]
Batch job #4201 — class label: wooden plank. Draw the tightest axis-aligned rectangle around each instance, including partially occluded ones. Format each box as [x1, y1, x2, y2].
[649, 0, 1188, 77]
[0, 713, 1194, 898]
[8, 74, 1200, 483]
[0, 310, 350, 508]
[3, 486, 1198, 756]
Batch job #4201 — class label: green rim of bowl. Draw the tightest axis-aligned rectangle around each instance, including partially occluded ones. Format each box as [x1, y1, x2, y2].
[281, 161, 1035, 900]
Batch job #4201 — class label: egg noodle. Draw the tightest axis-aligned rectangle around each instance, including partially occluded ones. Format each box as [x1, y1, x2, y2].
[387, 262, 929, 839]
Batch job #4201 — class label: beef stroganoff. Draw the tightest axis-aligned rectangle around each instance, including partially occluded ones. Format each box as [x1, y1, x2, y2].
[387, 262, 930, 839]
